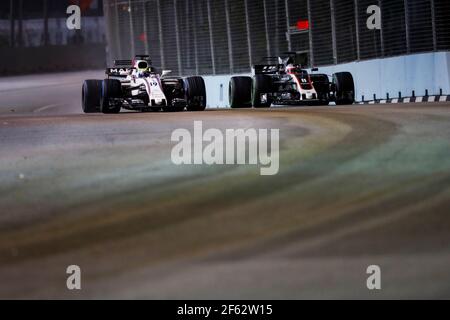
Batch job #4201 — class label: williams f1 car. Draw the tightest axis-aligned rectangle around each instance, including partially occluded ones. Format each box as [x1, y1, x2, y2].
[229, 53, 355, 108]
[82, 55, 207, 113]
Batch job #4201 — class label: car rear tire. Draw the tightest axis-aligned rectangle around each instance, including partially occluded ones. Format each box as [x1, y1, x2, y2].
[333, 72, 355, 105]
[252, 75, 272, 108]
[82, 80, 102, 113]
[100, 79, 122, 114]
[184, 76, 207, 111]
[229, 76, 252, 108]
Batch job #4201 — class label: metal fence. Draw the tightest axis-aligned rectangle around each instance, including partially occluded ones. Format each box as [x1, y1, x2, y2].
[104, 0, 450, 75]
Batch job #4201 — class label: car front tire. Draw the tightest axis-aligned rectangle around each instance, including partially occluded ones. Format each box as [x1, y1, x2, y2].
[184, 76, 207, 111]
[100, 79, 122, 114]
[252, 75, 272, 108]
[333, 72, 355, 105]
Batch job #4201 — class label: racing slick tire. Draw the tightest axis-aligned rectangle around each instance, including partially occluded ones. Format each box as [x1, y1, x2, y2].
[82, 80, 102, 113]
[100, 79, 122, 114]
[333, 72, 355, 105]
[252, 75, 272, 108]
[184, 76, 207, 111]
[229, 76, 252, 108]
[310, 74, 330, 105]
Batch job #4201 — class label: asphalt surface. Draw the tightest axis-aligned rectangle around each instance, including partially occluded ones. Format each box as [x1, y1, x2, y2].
[0, 70, 449, 299]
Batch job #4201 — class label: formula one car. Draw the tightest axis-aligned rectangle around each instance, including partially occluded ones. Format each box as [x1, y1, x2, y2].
[82, 55, 206, 113]
[229, 53, 355, 108]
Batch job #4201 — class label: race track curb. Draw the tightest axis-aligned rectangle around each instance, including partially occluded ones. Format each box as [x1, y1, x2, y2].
[358, 95, 450, 104]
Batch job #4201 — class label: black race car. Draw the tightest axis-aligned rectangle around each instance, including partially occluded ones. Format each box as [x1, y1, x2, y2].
[229, 53, 355, 108]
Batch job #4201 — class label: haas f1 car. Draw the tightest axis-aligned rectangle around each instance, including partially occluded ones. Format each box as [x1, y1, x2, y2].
[229, 53, 355, 108]
[82, 55, 206, 113]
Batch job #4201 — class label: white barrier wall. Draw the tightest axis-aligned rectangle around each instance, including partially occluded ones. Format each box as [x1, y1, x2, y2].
[204, 51, 450, 108]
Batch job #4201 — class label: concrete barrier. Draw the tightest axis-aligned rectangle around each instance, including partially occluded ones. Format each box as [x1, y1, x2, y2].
[0, 44, 106, 76]
[203, 51, 450, 108]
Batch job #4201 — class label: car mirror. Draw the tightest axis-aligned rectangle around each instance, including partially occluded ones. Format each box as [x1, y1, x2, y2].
[162, 70, 172, 77]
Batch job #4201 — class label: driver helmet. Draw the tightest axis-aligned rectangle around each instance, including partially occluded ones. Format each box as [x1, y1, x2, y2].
[286, 64, 297, 74]
[136, 60, 151, 77]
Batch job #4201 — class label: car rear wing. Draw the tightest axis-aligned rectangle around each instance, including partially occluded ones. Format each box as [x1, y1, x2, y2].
[253, 64, 282, 75]
[114, 59, 133, 67]
[106, 67, 134, 77]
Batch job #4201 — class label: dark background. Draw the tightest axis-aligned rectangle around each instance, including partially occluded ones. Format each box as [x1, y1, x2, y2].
[104, 0, 450, 76]
[0, 0, 106, 75]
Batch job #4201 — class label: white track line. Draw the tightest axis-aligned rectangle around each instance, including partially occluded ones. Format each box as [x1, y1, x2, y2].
[33, 104, 60, 113]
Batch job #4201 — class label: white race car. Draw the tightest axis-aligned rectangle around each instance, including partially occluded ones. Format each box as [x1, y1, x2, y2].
[82, 55, 207, 113]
